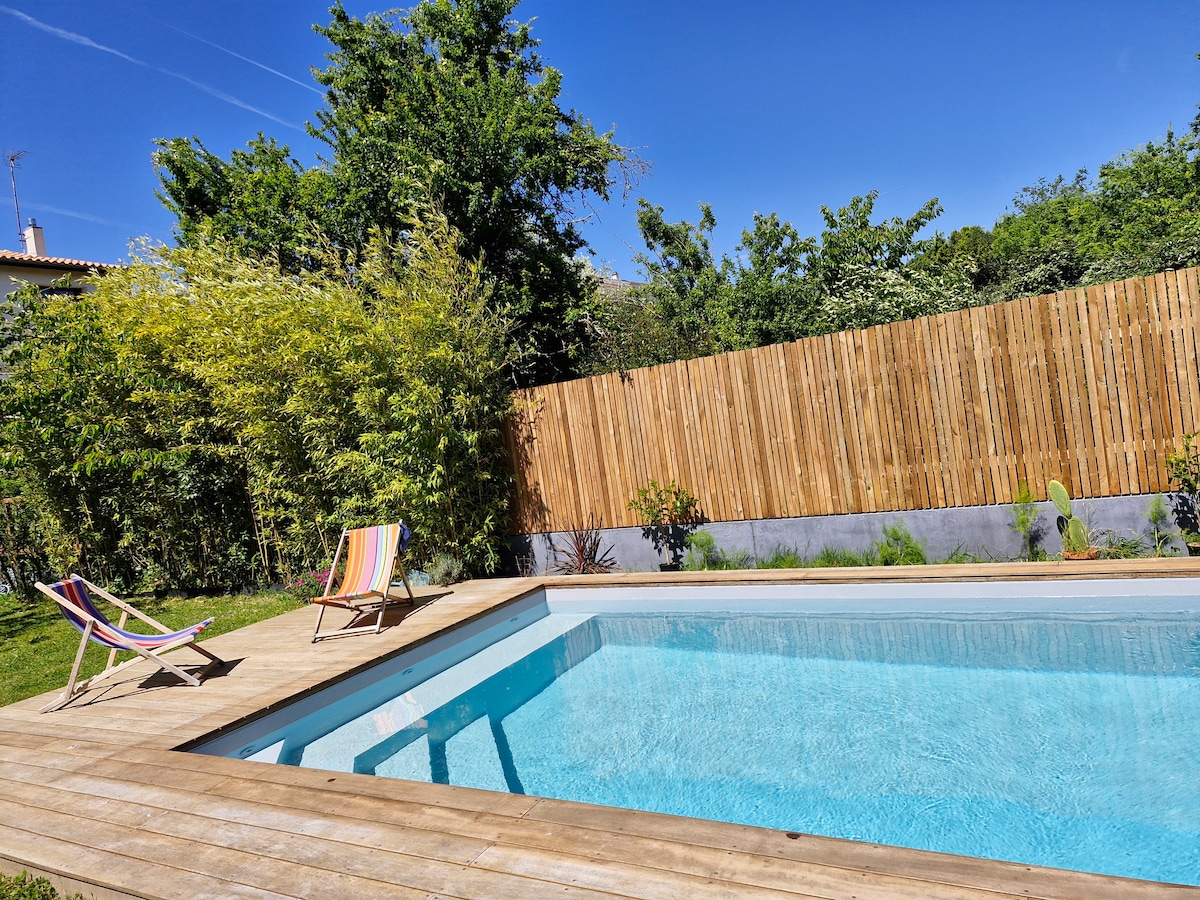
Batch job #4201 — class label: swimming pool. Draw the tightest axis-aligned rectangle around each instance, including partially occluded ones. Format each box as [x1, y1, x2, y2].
[195, 579, 1200, 886]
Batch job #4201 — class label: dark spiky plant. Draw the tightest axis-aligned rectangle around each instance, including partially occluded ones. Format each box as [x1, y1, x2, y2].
[550, 516, 617, 575]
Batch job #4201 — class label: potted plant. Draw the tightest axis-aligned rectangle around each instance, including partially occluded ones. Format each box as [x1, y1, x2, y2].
[1165, 432, 1200, 556]
[627, 479, 704, 570]
[1048, 479, 1098, 560]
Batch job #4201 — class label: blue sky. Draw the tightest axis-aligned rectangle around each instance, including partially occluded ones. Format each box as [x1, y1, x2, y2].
[0, 1, 1196, 274]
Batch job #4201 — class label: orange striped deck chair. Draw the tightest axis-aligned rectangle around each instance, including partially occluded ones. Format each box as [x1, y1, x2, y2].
[35, 575, 225, 713]
[312, 522, 414, 642]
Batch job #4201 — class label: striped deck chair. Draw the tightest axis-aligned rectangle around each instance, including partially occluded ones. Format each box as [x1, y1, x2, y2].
[312, 522, 415, 642]
[35, 575, 225, 713]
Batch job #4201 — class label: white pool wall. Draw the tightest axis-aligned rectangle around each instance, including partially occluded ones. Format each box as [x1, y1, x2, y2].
[544, 577, 1200, 614]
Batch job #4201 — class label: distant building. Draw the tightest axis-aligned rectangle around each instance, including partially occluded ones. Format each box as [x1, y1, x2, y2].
[0, 220, 116, 300]
[594, 271, 644, 300]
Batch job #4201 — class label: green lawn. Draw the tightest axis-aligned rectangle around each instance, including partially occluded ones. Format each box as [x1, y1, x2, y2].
[0, 588, 307, 708]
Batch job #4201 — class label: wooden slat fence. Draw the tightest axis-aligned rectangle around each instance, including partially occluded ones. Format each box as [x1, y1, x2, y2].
[504, 268, 1200, 534]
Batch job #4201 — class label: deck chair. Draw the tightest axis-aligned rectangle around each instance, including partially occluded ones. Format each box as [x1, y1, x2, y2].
[34, 575, 225, 713]
[312, 522, 414, 642]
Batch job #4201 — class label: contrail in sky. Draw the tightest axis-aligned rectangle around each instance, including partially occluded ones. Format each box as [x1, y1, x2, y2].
[0, 6, 303, 132]
[0, 5, 143, 64]
[162, 69, 304, 131]
[138, 10, 324, 96]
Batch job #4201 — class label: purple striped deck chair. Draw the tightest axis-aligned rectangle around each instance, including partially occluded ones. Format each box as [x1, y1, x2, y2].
[34, 575, 225, 713]
[312, 522, 415, 642]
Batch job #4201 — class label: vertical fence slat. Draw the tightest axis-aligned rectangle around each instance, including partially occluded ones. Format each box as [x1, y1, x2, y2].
[1117, 279, 1149, 493]
[1153, 274, 1185, 452]
[869, 325, 900, 509]
[1058, 288, 1092, 497]
[896, 318, 932, 511]
[696, 355, 729, 522]
[1136, 276, 1169, 492]
[1175, 268, 1200, 434]
[1102, 281, 1133, 494]
[831, 332, 867, 512]
[791, 339, 829, 515]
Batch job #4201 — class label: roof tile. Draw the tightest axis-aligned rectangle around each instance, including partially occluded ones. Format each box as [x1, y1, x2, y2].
[0, 249, 117, 269]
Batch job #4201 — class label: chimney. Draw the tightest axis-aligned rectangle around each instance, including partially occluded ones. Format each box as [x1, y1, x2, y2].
[23, 218, 46, 257]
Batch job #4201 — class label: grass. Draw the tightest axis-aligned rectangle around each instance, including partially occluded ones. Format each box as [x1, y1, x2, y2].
[0, 588, 307, 708]
[686, 522, 975, 571]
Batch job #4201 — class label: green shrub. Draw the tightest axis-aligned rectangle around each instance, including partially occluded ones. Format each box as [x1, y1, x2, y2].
[755, 547, 807, 569]
[1097, 531, 1147, 559]
[283, 568, 331, 602]
[682, 530, 750, 570]
[936, 545, 977, 564]
[1144, 494, 1176, 557]
[0, 871, 81, 900]
[1009, 481, 1046, 561]
[0, 207, 517, 585]
[427, 552, 466, 586]
[1165, 432, 1200, 535]
[550, 518, 617, 575]
[809, 546, 876, 567]
[627, 480, 704, 565]
[872, 522, 927, 566]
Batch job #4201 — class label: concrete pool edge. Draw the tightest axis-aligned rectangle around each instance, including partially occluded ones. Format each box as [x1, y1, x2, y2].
[3, 561, 1200, 899]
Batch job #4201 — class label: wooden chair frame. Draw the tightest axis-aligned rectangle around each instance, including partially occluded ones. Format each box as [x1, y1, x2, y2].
[35, 575, 224, 713]
[312, 523, 415, 642]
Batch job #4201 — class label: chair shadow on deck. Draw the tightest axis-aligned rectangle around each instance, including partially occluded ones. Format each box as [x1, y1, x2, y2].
[322, 590, 453, 639]
[134, 656, 245, 689]
[54, 657, 247, 714]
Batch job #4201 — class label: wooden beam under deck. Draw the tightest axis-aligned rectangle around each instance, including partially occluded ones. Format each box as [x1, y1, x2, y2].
[3, 562, 1199, 899]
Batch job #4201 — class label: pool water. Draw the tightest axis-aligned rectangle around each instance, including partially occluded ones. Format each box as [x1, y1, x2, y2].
[213, 609, 1200, 885]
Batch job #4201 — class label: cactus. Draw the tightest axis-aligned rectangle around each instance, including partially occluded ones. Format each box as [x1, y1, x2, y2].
[1049, 479, 1093, 555]
[1066, 517, 1088, 552]
[1048, 479, 1072, 518]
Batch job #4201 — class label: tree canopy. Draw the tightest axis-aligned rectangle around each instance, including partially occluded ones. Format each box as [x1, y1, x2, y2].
[578, 191, 977, 374]
[916, 126, 1200, 301]
[155, 0, 630, 386]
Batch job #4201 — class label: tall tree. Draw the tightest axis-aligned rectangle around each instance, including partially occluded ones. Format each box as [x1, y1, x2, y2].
[155, 1, 630, 386]
[155, 134, 336, 272]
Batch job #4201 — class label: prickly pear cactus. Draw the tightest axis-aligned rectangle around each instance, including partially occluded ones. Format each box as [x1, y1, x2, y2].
[1065, 517, 1089, 552]
[1048, 480, 1072, 518]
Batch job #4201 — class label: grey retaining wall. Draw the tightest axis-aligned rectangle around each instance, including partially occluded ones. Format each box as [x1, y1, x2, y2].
[507, 493, 1188, 575]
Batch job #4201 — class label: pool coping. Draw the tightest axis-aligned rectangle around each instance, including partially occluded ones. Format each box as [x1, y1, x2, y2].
[2, 561, 1199, 899]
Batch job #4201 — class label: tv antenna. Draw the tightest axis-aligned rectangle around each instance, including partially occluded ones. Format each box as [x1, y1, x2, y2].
[7, 150, 27, 252]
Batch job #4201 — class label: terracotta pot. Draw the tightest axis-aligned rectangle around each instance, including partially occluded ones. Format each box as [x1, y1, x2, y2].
[1062, 547, 1099, 561]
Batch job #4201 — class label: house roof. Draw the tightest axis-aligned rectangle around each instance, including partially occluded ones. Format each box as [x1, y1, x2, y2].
[0, 249, 118, 272]
[595, 274, 644, 298]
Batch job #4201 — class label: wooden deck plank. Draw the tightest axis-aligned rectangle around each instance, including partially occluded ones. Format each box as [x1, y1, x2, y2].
[523, 799, 1196, 900]
[0, 821, 297, 900]
[0, 798, 429, 900]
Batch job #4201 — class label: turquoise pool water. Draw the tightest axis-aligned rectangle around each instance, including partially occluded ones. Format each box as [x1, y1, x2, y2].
[203, 598, 1200, 885]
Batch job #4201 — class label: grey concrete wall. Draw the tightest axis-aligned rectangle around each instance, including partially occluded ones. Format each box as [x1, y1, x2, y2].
[507, 493, 1186, 575]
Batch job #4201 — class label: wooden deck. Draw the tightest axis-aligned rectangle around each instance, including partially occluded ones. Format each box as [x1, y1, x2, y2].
[3, 561, 1200, 899]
